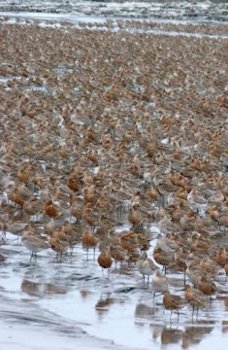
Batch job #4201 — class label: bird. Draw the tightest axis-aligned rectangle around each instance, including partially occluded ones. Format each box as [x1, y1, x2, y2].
[109, 243, 127, 267]
[22, 228, 48, 261]
[81, 228, 98, 259]
[184, 284, 207, 317]
[97, 249, 112, 274]
[0, 219, 8, 240]
[151, 269, 169, 298]
[197, 276, 216, 297]
[49, 234, 69, 261]
[163, 290, 185, 320]
[137, 252, 157, 282]
[153, 247, 174, 274]
[128, 204, 140, 226]
[8, 222, 28, 242]
[224, 259, 228, 282]
[44, 200, 62, 218]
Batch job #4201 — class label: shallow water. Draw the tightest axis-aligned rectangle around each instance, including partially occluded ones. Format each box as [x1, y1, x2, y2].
[0, 0, 227, 22]
[1, 12, 228, 39]
[1, 228, 228, 350]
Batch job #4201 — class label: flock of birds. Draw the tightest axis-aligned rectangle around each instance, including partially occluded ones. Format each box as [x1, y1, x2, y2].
[0, 21, 228, 322]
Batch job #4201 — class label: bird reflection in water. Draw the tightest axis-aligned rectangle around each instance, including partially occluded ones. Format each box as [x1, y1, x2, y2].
[223, 297, 228, 311]
[135, 303, 156, 318]
[161, 326, 183, 346]
[21, 279, 40, 297]
[182, 325, 214, 349]
[149, 323, 214, 349]
[21, 279, 67, 297]
[152, 325, 164, 342]
[222, 320, 228, 334]
[80, 289, 93, 301]
[95, 294, 117, 320]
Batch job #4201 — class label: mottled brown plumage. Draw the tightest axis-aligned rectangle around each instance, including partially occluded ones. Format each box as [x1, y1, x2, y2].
[97, 250, 112, 270]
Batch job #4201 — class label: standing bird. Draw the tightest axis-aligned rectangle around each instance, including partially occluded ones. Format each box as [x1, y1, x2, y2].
[49, 234, 69, 261]
[0, 219, 8, 240]
[97, 249, 112, 274]
[224, 259, 228, 282]
[197, 276, 216, 297]
[151, 269, 169, 298]
[110, 243, 127, 267]
[128, 205, 140, 226]
[22, 227, 48, 262]
[163, 291, 185, 320]
[184, 284, 206, 317]
[81, 228, 98, 260]
[137, 252, 157, 282]
[44, 200, 62, 218]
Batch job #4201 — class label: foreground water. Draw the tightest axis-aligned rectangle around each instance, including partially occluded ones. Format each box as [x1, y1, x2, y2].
[1, 228, 228, 350]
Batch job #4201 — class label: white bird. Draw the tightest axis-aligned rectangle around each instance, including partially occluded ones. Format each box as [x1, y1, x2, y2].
[137, 252, 157, 282]
[151, 269, 169, 298]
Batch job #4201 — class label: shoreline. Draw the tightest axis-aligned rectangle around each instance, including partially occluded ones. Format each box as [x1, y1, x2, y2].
[0, 0, 227, 23]
[1, 13, 228, 39]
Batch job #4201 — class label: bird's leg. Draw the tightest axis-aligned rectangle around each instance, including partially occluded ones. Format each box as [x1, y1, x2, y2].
[196, 307, 199, 318]
[191, 306, 195, 320]
[147, 275, 150, 285]
[169, 310, 173, 322]
[177, 311, 180, 323]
